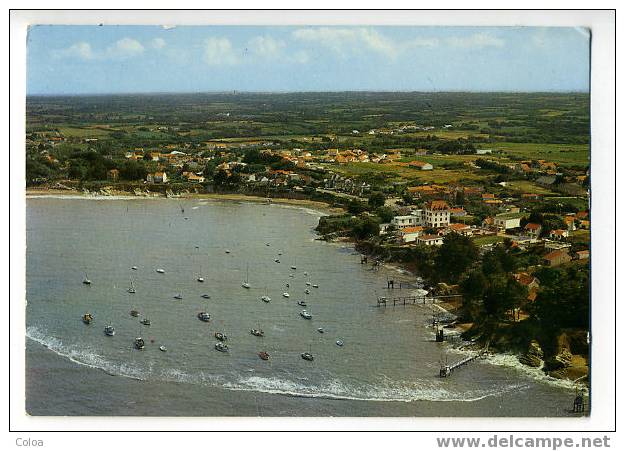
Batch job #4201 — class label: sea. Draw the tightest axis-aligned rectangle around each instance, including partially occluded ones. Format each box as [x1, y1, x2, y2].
[25, 196, 583, 416]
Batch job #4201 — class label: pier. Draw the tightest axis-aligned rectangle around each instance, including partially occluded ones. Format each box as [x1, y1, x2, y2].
[376, 294, 461, 307]
[439, 351, 486, 377]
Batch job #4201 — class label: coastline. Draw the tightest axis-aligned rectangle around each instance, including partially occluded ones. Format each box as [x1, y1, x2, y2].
[25, 187, 344, 216]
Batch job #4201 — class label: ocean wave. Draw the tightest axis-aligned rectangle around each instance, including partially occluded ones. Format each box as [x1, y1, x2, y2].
[26, 326, 533, 403]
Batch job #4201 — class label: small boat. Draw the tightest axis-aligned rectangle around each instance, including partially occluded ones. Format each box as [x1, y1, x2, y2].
[173, 294, 183, 300]
[242, 263, 251, 288]
[140, 318, 151, 326]
[261, 295, 271, 303]
[215, 342, 229, 353]
[130, 309, 139, 317]
[131, 266, 138, 270]
[82, 273, 91, 285]
[282, 292, 290, 298]
[265, 243, 270, 247]
[127, 279, 136, 294]
[305, 289, 310, 294]
[300, 310, 312, 320]
[197, 276, 205, 283]
[301, 352, 314, 361]
[289, 273, 295, 278]
[286, 283, 290, 288]
[134, 337, 145, 350]
[225, 249, 231, 254]
[336, 340, 344, 347]
[306, 282, 311, 286]
[303, 272, 308, 276]
[274, 259, 280, 263]
[201, 294, 211, 299]
[290, 265, 297, 270]
[250, 329, 264, 337]
[197, 312, 211, 322]
[159, 345, 167, 352]
[214, 332, 227, 341]
[258, 351, 270, 361]
[297, 300, 307, 307]
[312, 284, 319, 288]
[104, 325, 115, 336]
[317, 327, 324, 333]
[82, 313, 93, 324]
[156, 268, 165, 274]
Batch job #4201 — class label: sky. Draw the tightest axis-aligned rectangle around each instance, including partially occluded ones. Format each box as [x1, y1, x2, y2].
[26, 25, 590, 95]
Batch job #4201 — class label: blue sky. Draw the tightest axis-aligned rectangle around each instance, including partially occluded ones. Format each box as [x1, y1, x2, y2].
[26, 25, 590, 94]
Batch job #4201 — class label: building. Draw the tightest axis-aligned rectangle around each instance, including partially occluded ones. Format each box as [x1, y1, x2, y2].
[416, 234, 444, 246]
[400, 226, 424, 243]
[445, 223, 473, 236]
[493, 212, 525, 230]
[450, 207, 467, 217]
[549, 229, 569, 240]
[543, 249, 572, 267]
[524, 223, 542, 238]
[575, 250, 590, 260]
[147, 171, 168, 184]
[423, 200, 450, 228]
[408, 160, 433, 170]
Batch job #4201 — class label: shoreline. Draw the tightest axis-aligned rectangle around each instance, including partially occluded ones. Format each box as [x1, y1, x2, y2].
[25, 187, 344, 216]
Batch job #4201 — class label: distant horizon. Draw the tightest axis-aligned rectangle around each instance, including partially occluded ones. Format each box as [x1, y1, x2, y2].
[26, 89, 590, 97]
[27, 25, 590, 95]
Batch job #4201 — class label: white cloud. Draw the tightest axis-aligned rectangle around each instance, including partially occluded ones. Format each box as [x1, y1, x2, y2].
[105, 38, 145, 59]
[151, 38, 166, 49]
[162, 25, 176, 30]
[203, 37, 239, 65]
[292, 50, 310, 64]
[447, 32, 504, 49]
[51, 42, 94, 60]
[292, 27, 439, 59]
[248, 36, 286, 59]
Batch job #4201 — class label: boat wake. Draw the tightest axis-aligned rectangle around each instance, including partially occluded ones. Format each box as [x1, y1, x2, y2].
[27, 326, 528, 403]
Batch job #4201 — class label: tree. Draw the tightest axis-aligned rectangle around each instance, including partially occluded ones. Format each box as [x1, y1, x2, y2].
[434, 233, 479, 283]
[368, 192, 386, 209]
[351, 216, 380, 240]
[375, 206, 395, 223]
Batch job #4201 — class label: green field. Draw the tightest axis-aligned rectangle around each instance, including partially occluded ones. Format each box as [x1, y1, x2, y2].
[493, 142, 589, 167]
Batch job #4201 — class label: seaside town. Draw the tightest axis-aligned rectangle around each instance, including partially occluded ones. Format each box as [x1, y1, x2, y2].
[26, 92, 591, 388]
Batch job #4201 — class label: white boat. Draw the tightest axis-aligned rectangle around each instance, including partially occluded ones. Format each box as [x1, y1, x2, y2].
[282, 292, 290, 298]
[312, 284, 319, 288]
[305, 289, 310, 294]
[225, 249, 231, 254]
[156, 268, 165, 274]
[274, 259, 280, 263]
[289, 273, 294, 278]
[303, 272, 308, 276]
[215, 342, 229, 353]
[131, 266, 138, 270]
[336, 340, 344, 347]
[300, 310, 312, 320]
[301, 351, 314, 361]
[104, 325, 115, 336]
[159, 345, 167, 352]
[261, 295, 271, 303]
[173, 294, 183, 300]
[127, 279, 136, 294]
[197, 276, 205, 283]
[306, 282, 311, 286]
[317, 327, 324, 333]
[197, 312, 211, 322]
[297, 300, 307, 307]
[250, 328, 264, 337]
[201, 294, 211, 299]
[242, 263, 251, 288]
[82, 273, 91, 285]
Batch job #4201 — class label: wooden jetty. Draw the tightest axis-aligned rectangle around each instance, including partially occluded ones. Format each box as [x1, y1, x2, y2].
[439, 351, 486, 378]
[376, 294, 461, 307]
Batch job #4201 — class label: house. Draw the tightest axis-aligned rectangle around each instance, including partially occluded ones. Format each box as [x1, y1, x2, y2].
[449, 207, 467, 217]
[549, 229, 569, 240]
[107, 169, 120, 181]
[423, 200, 450, 228]
[476, 149, 493, 155]
[543, 249, 572, 266]
[575, 250, 590, 260]
[416, 234, 444, 246]
[182, 172, 205, 183]
[563, 216, 577, 231]
[493, 212, 525, 230]
[391, 210, 423, 229]
[408, 160, 433, 171]
[445, 223, 473, 236]
[146, 171, 168, 184]
[513, 272, 540, 291]
[400, 226, 425, 243]
[524, 223, 542, 238]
